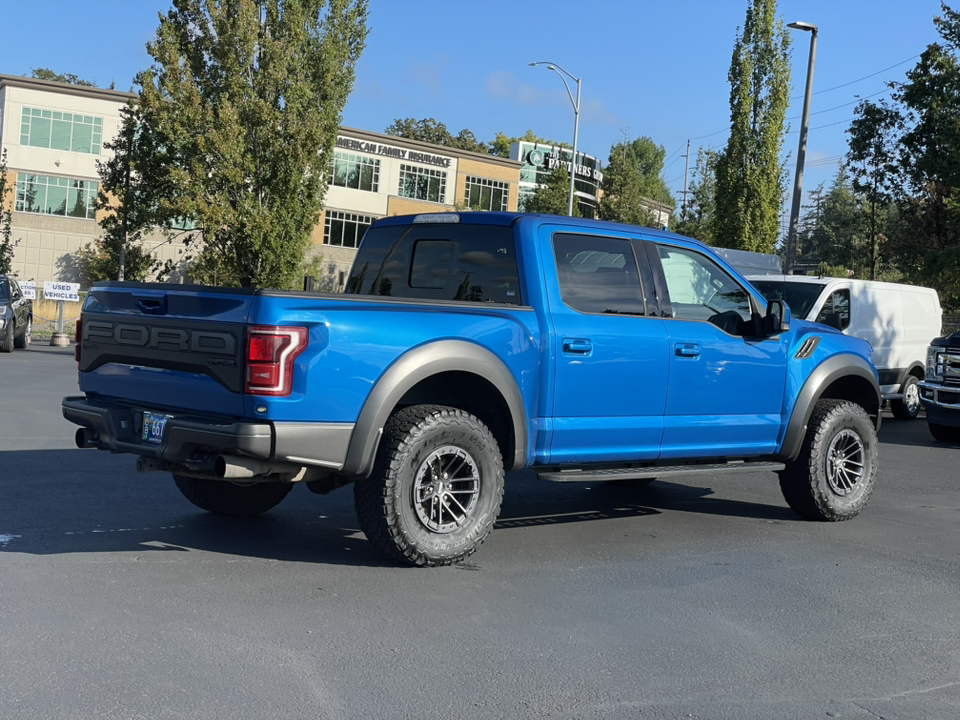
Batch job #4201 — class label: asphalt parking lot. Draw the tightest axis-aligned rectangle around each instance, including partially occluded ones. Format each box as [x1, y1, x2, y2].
[2, 343, 959, 720]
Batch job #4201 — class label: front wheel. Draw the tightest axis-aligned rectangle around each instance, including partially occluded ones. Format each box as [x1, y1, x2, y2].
[354, 405, 505, 567]
[779, 399, 879, 521]
[0, 321, 13, 353]
[890, 375, 921, 420]
[173, 474, 293, 516]
[14, 316, 31, 349]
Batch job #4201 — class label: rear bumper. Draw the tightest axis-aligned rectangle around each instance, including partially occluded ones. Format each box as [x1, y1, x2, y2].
[62, 395, 353, 470]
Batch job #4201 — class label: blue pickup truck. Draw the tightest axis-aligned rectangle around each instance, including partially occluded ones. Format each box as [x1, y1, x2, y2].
[63, 212, 882, 566]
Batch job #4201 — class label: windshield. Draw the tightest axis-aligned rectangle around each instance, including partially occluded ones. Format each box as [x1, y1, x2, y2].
[751, 280, 825, 319]
[0, 279, 9, 302]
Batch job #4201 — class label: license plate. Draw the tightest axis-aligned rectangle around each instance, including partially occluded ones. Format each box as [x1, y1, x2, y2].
[142, 411, 171, 444]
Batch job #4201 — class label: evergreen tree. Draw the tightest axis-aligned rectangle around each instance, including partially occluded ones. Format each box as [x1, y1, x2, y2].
[675, 148, 718, 243]
[136, 0, 369, 288]
[0, 150, 16, 275]
[713, 0, 791, 252]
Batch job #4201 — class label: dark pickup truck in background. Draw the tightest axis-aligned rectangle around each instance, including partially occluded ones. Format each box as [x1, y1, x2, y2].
[0, 275, 32, 352]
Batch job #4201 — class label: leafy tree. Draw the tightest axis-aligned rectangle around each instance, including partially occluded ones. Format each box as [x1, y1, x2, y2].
[31, 67, 96, 87]
[0, 150, 16, 274]
[488, 130, 568, 159]
[524, 165, 580, 216]
[599, 135, 673, 227]
[135, 0, 368, 289]
[713, 0, 791, 252]
[675, 148, 718, 242]
[386, 118, 488, 153]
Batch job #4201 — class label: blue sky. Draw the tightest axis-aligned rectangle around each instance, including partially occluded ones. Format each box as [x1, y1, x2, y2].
[0, 0, 947, 230]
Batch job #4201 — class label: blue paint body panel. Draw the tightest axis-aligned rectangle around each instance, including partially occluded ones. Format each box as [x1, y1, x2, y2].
[73, 212, 878, 469]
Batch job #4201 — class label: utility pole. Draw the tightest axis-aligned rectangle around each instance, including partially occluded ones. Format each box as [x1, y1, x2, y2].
[681, 139, 691, 217]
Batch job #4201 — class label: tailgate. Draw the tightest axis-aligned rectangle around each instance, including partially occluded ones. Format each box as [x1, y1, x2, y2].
[78, 283, 255, 417]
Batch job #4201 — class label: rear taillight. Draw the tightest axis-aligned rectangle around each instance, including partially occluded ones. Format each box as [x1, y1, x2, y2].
[244, 326, 307, 396]
[75, 318, 82, 364]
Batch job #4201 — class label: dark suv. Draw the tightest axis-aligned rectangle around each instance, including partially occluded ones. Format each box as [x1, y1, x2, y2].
[0, 275, 33, 352]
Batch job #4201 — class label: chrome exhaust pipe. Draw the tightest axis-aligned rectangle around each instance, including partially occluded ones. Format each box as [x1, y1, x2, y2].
[214, 455, 304, 479]
[75, 427, 99, 449]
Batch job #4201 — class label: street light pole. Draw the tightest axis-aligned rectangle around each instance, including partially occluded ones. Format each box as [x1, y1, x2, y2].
[784, 21, 818, 275]
[529, 61, 581, 217]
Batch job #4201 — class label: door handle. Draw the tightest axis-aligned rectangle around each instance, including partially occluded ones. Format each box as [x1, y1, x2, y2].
[562, 338, 593, 355]
[675, 343, 701, 358]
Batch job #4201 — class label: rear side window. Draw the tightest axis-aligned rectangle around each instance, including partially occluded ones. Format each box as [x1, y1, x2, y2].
[345, 223, 521, 304]
[553, 233, 646, 315]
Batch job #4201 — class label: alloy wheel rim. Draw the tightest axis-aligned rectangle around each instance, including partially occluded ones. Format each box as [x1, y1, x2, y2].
[826, 429, 866, 496]
[904, 382, 920, 414]
[413, 445, 480, 533]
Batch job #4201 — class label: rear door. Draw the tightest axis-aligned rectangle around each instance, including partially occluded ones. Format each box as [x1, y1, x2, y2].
[646, 240, 788, 458]
[544, 227, 669, 464]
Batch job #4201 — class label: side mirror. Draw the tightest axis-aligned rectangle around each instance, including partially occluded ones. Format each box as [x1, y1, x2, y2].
[765, 299, 790, 336]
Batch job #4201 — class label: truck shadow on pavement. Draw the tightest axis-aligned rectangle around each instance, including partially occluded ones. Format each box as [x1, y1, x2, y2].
[2, 448, 798, 566]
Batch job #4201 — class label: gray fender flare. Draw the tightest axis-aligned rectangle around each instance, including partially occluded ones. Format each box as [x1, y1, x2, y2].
[340, 340, 528, 478]
[777, 354, 882, 462]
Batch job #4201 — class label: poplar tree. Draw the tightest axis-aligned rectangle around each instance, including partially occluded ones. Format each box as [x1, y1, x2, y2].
[713, 0, 791, 253]
[137, 0, 368, 288]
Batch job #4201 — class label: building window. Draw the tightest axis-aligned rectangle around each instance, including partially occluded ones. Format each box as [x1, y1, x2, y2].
[465, 176, 509, 212]
[398, 164, 447, 203]
[330, 151, 379, 192]
[324, 210, 376, 248]
[15, 174, 98, 220]
[20, 108, 103, 154]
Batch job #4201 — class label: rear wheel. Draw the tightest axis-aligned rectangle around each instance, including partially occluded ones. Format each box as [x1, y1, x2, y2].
[779, 399, 879, 521]
[928, 422, 960, 444]
[891, 375, 921, 420]
[173, 474, 293, 516]
[0, 321, 13, 353]
[354, 404, 505, 567]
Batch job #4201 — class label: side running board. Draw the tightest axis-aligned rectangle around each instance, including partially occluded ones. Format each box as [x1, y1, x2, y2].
[537, 461, 786, 483]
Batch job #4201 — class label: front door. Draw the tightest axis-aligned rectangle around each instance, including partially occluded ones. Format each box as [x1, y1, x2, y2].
[646, 241, 788, 458]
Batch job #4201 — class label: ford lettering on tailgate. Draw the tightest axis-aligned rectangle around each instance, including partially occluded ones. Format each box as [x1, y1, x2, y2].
[79, 316, 245, 393]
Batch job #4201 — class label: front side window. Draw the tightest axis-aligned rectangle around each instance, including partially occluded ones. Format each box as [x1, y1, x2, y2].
[15, 174, 98, 219]
[815, 289, 851, 330]
[553, 233, 646, 315]
[398, 164, 447, 203]
[330, 151, 379, 192]
[464, 176, 509, 211]
[657, 244, 754, 334]
[20, 108, 102, 154]
[324, 210, 376, 249]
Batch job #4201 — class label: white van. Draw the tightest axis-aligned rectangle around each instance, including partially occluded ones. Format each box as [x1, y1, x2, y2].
[748, 275, 942, 419]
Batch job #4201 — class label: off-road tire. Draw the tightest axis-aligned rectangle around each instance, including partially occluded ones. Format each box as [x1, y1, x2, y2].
[891, 375, 921, 420]
[14, 316, 31, 349]
[928, 421, 960, 444]
[778, 399, 879, 521]
[0, 321, 13, 353]
[172, 474, 292, 516]
[354, 404, 505, 567]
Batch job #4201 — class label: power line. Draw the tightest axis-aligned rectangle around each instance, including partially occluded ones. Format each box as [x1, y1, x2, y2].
[790, 53, 921, 100]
